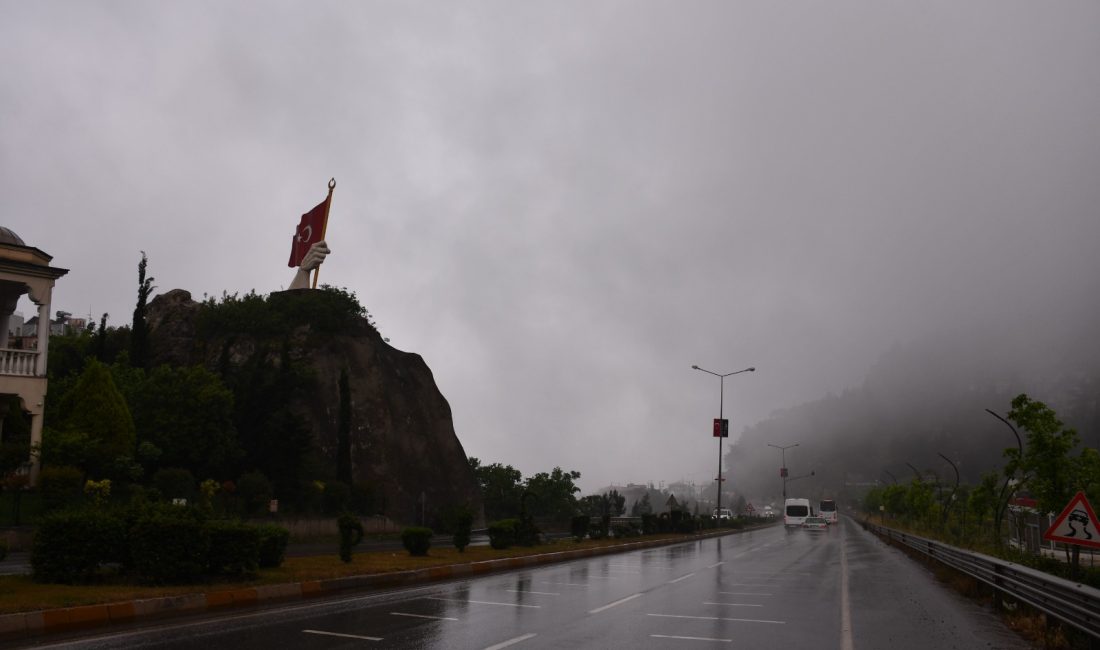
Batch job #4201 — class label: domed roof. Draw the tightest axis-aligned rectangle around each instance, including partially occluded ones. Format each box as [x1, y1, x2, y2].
[0, 228, 25, 246]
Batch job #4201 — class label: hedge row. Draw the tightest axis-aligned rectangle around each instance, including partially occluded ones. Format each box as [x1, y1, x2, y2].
[30, 504, 289, 585]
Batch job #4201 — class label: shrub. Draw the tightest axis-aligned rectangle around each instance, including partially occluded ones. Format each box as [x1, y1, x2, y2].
[401, 527, 433, 556]
[130, 506, 210, 584]
[641, 514, 658, 535]
[0, 539, 6, 562]
[571, 515, 590, 541]
[612, 522, 640, 538]
[256, 524, 290, 568]
[31, 508, 126, 583]
[588, 521, 606, 540]
[516, 516, 540, 547]
[207, 521, 261, 577]
[338, 513, 364, 563]
[488, 519, 518, 549]
[451, 509, 475, 552]
[38, 465, 84, 512]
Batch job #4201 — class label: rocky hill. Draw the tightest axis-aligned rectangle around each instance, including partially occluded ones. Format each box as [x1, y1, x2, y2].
[145, 287, 483, 527]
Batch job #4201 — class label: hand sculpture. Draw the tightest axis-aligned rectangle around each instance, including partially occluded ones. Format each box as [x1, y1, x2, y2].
[289, 241, 330, 290]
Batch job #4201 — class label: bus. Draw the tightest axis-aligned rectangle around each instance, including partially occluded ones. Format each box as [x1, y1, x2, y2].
[784, 498, 812, 527]
[819, 498, 837, 524]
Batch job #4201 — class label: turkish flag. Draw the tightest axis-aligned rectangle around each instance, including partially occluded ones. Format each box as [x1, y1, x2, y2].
[288, 199, 328, 267]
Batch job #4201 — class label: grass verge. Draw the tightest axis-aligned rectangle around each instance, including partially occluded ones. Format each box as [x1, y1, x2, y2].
[0, 533, 700, 615]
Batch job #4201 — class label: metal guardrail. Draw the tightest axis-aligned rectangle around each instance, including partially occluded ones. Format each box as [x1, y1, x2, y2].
[863, 520, 1100, 639]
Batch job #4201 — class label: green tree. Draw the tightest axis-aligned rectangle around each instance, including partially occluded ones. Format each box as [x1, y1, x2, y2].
[54, 359, 136, 479]
[1008, 394, 1080, 516]
[130, 252, 155, 370]
[524, 467, 582, 522]
[223, 343, 313, 502]
[128, 365, 239, 478]
[468, 457, 523, 521]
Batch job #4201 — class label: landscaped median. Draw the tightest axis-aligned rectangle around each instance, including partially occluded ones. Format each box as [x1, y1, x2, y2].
[0, 523, 773, 640]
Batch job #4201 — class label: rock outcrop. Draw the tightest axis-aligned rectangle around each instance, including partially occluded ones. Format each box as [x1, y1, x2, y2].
[145, 288, 483, 526]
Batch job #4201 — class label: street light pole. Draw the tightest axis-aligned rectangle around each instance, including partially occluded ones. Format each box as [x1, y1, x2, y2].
[692, 364, 755, 516]
[767, 442, 799, 501]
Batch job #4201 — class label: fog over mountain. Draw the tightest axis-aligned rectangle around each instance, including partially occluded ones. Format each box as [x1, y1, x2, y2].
[729, 302, 1100, 505]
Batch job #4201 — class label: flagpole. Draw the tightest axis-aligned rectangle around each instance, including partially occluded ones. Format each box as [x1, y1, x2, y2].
[311, 177, 336, 289]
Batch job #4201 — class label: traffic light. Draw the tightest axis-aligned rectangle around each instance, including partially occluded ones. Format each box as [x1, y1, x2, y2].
[713, 418, 729, 437]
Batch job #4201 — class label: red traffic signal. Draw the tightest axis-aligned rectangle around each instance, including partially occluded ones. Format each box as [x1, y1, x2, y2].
[713, 418, 729, 437]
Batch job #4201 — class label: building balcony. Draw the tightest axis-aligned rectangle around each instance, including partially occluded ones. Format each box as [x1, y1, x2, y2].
[0, 348, 39, 377]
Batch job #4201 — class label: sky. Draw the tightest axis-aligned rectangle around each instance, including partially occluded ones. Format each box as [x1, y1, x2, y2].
[3, 1, 1099, 493]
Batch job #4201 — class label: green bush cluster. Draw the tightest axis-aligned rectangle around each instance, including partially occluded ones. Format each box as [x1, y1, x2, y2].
[30, 505, 289, 585]
[401, 527, 433, 556]
[488, 519, 518, 549]
[450, 509, 474, 552]
[256, 524, 290, 568]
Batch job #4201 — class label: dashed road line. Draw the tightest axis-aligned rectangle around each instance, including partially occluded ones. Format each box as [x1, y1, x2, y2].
[648, 613, 785, 625]
[668, 572, 696, 584]
[704, 601, 763, 607]
[718, 591, 772, 596]
[540, 581, 588, 587]
[589, 593, 643, 614]
[390, 612, 458, 621]
[303, 629, 382, 641]
[429, 597, 540, 609]
[651, 634, 732, 643]
[505, 589, 560, 596]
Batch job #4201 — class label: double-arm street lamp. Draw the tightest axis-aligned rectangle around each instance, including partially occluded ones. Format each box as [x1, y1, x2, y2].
[691, 364, 755, 515]
[767, 442, 799, 500]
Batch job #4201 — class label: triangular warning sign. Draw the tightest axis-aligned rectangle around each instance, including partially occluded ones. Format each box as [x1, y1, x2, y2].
[1043, 491, 1100, 549]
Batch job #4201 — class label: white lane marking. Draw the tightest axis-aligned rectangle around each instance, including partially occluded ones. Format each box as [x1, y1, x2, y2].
[651, 634, 732, 643]
[719, 592, 772, 596]
[541, 581, 588, 586]
[706, 561, 725, 569]
[704, 601, 763, 607]
[841, 523, 854, 650]
[429, 597, 540, 609]
[668, 572, 697, 584]
[483, 632, 538, 649]
[390, 612, 458, 621]
[721, 582, 773, 587]
[648, 613, 785, 625]
[303, 629, 382, 641]
[589, 592, 643, 614]
[505, 589, 560, 596]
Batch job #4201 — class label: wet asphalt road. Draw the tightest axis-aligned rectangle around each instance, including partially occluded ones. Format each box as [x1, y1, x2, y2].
[16, 519, 1032, 649]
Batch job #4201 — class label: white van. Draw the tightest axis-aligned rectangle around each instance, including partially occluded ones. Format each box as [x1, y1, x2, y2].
[784, 498, 812, 527]
[819, 499, 838, 524]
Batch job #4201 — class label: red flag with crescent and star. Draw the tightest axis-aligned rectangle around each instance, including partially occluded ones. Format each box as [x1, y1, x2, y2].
[287, 199, 328, 268]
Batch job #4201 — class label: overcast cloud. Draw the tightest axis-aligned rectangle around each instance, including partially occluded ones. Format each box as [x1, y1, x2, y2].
[3, 1, 1098, 493]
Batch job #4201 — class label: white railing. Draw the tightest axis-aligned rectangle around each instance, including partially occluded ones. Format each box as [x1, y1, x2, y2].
[0, 348, 38, 376]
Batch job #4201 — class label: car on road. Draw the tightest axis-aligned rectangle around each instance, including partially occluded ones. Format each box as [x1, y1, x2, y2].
[802, 516, 828, 532]
[713, 508, 733, 520]
[763, 505, 775, 518]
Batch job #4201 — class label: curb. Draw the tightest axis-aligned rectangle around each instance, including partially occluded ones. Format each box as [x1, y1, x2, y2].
[0, 524, 773, 640]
